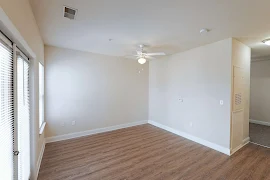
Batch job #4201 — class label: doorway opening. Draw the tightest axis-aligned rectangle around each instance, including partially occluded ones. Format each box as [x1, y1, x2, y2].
[249, 56, 270, 148]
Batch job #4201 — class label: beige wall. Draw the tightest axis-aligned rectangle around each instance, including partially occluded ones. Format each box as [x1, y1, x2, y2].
[149, 39, 232, 149]
[250, 60, 270, 123]
[0, 0, 44, 179]
[45, 45, 149, 137]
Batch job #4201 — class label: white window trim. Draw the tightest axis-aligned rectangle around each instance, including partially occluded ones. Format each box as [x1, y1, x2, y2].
[39, 62, 45, 135]
[39, 122, 46, 135]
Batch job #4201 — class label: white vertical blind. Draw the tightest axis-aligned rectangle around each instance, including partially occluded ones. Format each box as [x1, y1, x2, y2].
[39, 63, 44, 128]
[0, 38, 14, 179]
[17, 54, 30, 180]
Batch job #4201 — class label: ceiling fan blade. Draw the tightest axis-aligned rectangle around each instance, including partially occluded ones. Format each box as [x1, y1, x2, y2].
[145, 52, 166, 56]
[136, 51, 143, 55]
[124, 55, 138, 60]
[145, 56, 156, 59]
[133, 55, 141, 58]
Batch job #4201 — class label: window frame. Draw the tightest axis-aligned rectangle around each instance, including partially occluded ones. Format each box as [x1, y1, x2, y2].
[38, 62, 46, 134]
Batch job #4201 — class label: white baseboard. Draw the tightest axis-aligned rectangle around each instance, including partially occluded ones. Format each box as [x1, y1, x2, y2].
[46, 120, 148, 143]
[148, 120, 230, 155]
[250, 119, 270, 126]
[243, 137, 250, 144]
[230, 137, 250, 155]
[35, 141, 45, 180]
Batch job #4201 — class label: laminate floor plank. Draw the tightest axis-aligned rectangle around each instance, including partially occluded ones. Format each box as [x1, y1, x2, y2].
[38, 124, 270, 180]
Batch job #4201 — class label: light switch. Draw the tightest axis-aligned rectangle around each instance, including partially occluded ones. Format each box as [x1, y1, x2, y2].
[220, 100, 224, 105]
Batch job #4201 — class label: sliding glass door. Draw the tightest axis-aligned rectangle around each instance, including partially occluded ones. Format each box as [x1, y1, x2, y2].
[0, 32, 30, 180]
[17, 54, 30, 180]
[0, 33, 15, 180]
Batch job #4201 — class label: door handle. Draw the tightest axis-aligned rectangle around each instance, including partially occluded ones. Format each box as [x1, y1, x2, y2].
[13, 151, 19, 156]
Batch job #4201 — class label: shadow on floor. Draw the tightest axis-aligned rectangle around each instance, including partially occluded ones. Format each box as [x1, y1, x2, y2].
[249, 123, 270, 147]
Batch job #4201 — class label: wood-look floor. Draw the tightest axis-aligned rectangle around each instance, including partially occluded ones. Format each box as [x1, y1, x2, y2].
[38, 124, 270, 180]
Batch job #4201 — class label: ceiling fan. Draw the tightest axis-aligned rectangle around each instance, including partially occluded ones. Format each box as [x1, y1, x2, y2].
[133, 45, 166, 64]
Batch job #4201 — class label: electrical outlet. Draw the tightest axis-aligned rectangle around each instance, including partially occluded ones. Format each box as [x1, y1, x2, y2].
[179, 98, 183, 102]
[61, 122, 65, 127]
[189, 122, 193, 127]
[72, 121, 76, 126]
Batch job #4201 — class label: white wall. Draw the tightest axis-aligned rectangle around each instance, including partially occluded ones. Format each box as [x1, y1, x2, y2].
[0, 0, 45, 179]
[45, 45, 149, 138]
[149, 39, 232, 149]
[250, 60, 270, 124]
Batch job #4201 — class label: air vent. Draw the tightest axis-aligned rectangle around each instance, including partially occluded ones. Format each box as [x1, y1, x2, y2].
[64, 6, 77, 20]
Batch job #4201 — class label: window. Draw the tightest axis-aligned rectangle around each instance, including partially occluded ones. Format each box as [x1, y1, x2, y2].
[39, 63, 45, 133]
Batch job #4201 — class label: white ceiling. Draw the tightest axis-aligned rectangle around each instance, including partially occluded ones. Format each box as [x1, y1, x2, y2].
[30, 0, 270, 58]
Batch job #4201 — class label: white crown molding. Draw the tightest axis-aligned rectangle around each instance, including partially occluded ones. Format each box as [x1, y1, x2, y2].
[148, 120, 231, 155]
[46, 120, 148, 143]
[250, 119, 270, 126]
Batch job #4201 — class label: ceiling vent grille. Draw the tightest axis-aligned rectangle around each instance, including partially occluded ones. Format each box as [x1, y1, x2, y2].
[64, 6, 77, 20]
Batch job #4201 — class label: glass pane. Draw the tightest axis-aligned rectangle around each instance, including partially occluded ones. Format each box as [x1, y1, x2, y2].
[0, 39, 14, 180]
[17, 56, 30, 180]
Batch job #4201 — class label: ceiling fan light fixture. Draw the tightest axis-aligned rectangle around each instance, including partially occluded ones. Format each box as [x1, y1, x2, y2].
[262, 39, 270, 46]
[138, 58, 146, 64]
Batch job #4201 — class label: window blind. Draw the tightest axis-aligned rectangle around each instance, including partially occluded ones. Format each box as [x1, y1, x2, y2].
[0, 36, 14, 180]
[17, 54, 30, 180]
